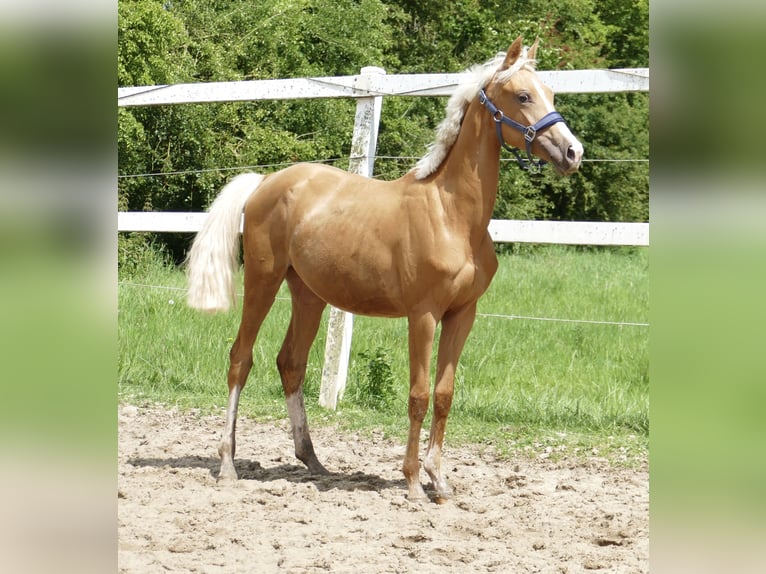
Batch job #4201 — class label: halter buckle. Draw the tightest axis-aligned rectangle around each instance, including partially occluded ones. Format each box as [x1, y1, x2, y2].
[524, 126, 537, 143]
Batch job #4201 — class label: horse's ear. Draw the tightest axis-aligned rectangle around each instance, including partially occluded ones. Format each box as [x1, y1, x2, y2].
[527, 37, 540, 61]
[500, 36, 524, 70]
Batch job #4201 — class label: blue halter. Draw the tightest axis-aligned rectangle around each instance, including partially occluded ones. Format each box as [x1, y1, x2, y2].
[478, 88, 567, 173]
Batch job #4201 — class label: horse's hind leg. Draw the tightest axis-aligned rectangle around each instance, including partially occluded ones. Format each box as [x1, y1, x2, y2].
[218, 273, 283, 481]
[277, 268, 328, 475]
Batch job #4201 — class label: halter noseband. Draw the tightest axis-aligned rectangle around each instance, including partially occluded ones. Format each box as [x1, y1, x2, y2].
[478, 88, 567, 173]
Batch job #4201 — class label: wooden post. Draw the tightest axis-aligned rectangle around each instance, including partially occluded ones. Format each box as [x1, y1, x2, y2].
[318, 66, 385, 410]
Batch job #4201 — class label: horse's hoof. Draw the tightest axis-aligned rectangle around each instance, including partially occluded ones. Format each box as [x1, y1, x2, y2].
[217, 468, 239, 482]
[306, 461, 329, 475]
[406, 488, 429, 504]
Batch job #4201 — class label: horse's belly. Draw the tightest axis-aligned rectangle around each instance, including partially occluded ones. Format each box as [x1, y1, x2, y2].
[304, 274, 405, 317]
[332, 294, 405, 318]
[291, 251, 406, 318]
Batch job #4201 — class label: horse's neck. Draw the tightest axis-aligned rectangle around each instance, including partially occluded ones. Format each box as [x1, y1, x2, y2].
[433, 99, 501, 237]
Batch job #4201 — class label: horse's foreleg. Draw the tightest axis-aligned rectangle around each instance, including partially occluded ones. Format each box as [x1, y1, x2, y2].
[424, 302, 477, 503]
[403, 310, 438, 502]
[219, 275, 282, 481]
[277, 270, 328, 475]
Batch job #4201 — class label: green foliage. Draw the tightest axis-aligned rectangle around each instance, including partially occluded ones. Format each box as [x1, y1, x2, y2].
[118, 0, 649, 261]
[118, 0, 193, 86]
[118, 233, 172, 278]
[595, 0, 649, 67]
[352, 347, 398, 411]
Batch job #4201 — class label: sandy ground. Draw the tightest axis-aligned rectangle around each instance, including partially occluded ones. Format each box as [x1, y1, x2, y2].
[118, 404, 648, 573]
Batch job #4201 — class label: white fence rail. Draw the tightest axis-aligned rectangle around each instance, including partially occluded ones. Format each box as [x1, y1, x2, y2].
[117, 212, 649, 247]
[118, 68, 648, 106]
[118, 65, 649, 409]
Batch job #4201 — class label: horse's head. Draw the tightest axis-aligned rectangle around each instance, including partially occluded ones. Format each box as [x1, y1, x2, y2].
[482, 36, 583, 175]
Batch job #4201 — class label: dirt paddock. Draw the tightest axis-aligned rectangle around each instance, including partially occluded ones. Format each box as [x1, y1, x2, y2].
[118, 404, 648, 573]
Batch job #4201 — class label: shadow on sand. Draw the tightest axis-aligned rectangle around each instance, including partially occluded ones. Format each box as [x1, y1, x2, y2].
[127, 454, 407, 493]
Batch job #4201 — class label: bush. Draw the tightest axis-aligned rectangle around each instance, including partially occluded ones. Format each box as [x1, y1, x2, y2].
[118, 233, 171, 278]
[353, 347, 397, 411]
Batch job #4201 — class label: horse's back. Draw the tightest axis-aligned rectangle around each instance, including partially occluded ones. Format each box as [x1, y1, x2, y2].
[261, 162, 376, 197]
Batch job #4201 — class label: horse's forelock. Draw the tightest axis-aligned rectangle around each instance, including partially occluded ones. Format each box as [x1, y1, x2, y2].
[493, 52, 537, 86]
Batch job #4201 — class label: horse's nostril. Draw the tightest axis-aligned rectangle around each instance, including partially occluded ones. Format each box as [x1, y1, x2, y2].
[565, 143, 583, 166]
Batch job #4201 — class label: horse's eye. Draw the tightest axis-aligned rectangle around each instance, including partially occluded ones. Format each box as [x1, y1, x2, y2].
[518, 93, 530, 104]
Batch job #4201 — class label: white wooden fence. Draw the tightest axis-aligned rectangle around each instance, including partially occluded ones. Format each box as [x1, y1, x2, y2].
[118, 65, 649, 409]
[117, 212, 649, 247]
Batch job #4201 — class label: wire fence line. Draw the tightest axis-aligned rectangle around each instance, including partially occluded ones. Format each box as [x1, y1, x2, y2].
[118, 281, 649, 328]
[118, 156, 649, 180]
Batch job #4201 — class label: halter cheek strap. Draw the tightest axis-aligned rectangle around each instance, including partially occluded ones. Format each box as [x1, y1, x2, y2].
[478, 88, 567, 173]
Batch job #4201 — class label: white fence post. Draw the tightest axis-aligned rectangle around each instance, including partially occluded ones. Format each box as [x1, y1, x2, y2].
[318, 66, 385, 410]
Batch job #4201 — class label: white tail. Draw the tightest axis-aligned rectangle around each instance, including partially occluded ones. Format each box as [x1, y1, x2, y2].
[186, 172, 265, 312]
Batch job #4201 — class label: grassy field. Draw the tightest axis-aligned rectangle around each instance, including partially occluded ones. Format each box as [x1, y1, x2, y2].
[118, 245, 648, 464]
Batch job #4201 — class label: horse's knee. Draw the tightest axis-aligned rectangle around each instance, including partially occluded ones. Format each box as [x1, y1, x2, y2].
[408, 391, 430, 422]
[432, 388, 454, 416]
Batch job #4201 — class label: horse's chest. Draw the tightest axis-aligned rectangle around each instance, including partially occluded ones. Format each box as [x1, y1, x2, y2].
[423, 246, 494, 307]
[450, 257, 492, 301]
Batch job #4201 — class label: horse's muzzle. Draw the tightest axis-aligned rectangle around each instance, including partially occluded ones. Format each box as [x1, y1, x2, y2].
[560, 141, 584, 174]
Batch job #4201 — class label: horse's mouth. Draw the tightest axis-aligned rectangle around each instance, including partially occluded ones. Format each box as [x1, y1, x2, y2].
[552, 160, 582, 176]
[540, 140, 583, 176]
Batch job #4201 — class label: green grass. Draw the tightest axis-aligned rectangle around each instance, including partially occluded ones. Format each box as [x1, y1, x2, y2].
[118, 245, 648, 464]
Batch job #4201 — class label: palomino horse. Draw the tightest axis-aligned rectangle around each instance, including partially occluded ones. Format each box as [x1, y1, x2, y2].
[186, 36, 583, 503]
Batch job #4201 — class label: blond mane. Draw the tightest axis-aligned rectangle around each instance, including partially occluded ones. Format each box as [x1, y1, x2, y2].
[412, 49, 537, 180]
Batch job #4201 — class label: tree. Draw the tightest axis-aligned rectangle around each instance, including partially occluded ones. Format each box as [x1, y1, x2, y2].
[118, 0, 396, 262]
